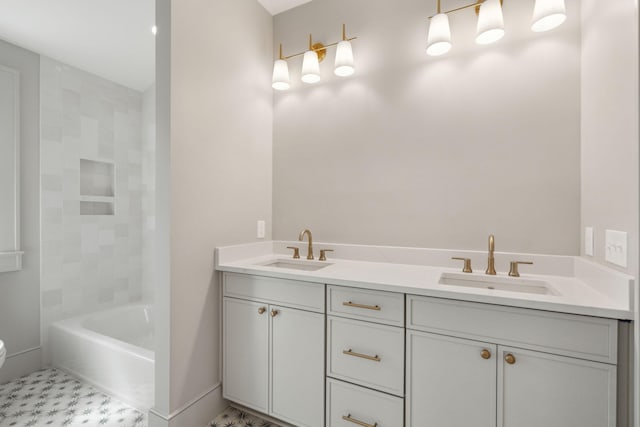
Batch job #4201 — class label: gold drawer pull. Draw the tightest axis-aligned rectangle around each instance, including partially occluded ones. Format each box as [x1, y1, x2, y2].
[342, 414, 378, 427]
[505, 353, 516, 365]
[343, 349, 381, 362]
[343, 301, 381, 311]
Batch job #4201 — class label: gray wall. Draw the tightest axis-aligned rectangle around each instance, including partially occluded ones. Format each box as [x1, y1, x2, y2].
[580, 1, 638, 277]
[580, 1, 639, 425]
[273, 0, 581, 255]
[0, 39, 41, 383]
[153, 0, 273, 422]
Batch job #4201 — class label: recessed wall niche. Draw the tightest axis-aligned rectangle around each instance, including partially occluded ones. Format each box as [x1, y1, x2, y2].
[79, 158, 115, 215]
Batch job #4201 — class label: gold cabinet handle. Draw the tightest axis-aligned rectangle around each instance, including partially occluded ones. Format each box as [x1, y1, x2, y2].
[342, 301, 381, 311]
[258, 307, 266, 315]
[452, 257, 473, 273]
[505, 353, 516, 365]
[343, 349, 381, 362]
[271, 309, 279, 317]
[286, 246, 300, 259]
[481, 349, 492, 359]
[342, 414, 378, 427]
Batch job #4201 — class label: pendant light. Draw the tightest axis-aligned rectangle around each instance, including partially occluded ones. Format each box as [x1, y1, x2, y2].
[426, 14, 452, 56]
[273, 25, 357, 89]
[272, 44, 291, 91]
[531, 0, 566, 32]
[301, 35, 321, 84]
[476, 0, 505, 45]
[335, 25, 355, 76]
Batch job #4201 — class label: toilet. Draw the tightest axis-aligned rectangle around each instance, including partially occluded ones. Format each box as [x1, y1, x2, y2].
[0, 340, 5, 369]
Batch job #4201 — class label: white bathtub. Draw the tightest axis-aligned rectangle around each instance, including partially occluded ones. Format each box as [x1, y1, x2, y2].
[50, 304, 155, 411]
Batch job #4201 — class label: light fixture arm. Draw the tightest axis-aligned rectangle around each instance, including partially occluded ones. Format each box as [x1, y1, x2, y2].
[428, 0, 502, 19]
[277, 25, 358, 61]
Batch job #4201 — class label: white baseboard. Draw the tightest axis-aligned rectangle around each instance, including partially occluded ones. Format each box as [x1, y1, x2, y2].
[0, 346, 42, 384]
[148, 383, 227, 427]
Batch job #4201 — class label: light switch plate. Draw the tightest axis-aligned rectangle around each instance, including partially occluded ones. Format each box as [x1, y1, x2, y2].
[584, 227, 594, 256]
[605, 229, 627, 268]
[257, 220, 266, 239]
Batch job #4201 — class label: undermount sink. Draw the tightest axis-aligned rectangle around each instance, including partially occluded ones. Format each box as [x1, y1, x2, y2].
[439, 272, 557, 295]
[257, 259, 332, 272]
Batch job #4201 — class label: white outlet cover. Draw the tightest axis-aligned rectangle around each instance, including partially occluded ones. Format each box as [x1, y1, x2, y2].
[605, 229, 627, 268]
[584, 227, 594, 256]
[257, 220, 266, 239]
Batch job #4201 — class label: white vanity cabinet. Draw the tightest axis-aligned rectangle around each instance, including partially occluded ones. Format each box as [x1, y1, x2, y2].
[406, 295, 619, 427]
[406, 331, 497, 427]
[497, 346, 616, 427]
[223, 273, 325, 427]
[326, 285, 405, 427]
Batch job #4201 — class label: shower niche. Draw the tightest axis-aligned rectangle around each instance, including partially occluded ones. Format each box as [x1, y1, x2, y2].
[80, 158, 115, 215]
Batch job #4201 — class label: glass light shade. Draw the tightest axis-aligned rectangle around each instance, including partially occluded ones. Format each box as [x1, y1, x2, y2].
[301, 50, 321, 84]
[476, 0, 505, 45]
[531, 0, 566, 32]
[426, 13, 452, 56]
[334, 40, 355, 77]
[272, 59, 290, 91]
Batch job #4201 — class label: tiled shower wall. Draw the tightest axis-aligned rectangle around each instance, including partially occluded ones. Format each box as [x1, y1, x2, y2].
[141, 85, 155, 303]
[40, 56, 155, 357]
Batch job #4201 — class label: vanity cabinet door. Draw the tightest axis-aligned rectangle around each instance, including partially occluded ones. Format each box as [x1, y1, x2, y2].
[498, 346, 616, 427]
[223, 297, 269, 412]
[270, 306, 325, 427]
[406, 330, 497, 427]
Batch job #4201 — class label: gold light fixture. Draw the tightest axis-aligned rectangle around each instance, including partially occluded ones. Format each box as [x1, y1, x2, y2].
[272, 24, 357, 90]
[426, 0, 567, 56]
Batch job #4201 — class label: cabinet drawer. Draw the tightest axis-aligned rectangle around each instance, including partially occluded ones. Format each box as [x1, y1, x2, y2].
[328, 285, 404, 326]
[407, 295, 618, 364]
[327, 316, 404, 396]
[327, 378, 403, 427]
[223, 272, 325, 313]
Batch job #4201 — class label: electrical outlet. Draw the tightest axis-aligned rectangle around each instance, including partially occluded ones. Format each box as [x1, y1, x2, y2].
[257, 220, 266, 239]
[605, 229, 627, 268]
[584, 227, 593, 256]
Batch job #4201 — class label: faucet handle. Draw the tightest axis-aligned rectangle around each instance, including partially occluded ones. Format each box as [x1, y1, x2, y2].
[508, 261, 533, 277]
[319, 249, 334, 261]
[452, 257, 473, 273]
[286, 246, 300, 259]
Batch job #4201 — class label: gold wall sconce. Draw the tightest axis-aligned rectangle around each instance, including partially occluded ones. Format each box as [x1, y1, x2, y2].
[426, 0, 567, 56]
[272, 24, 358, 90]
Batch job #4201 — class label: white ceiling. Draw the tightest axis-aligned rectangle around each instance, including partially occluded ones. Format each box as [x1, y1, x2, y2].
[257, 0, 312, 15]
[0, 0, 155, 92]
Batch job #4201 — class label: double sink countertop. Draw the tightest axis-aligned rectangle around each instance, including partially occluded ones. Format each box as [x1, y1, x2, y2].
[215, 241, 635, 320]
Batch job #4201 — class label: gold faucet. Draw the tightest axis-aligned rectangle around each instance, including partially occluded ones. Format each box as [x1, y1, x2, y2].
[486, 234, 496, 275]
[298, 229, 314, 260]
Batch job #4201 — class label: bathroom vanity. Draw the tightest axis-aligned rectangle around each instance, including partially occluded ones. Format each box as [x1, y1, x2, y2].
[217, 241, 633, 427]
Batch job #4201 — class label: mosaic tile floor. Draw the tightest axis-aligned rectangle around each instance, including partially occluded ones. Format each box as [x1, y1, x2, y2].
[0, 368, 147, 426]
[208, 407, 280, 427]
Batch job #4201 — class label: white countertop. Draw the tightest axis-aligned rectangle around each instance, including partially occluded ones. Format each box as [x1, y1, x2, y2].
[216, 241, 635, 320]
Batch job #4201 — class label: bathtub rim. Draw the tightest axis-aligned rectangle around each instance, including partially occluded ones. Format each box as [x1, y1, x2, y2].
[50, 305, 155, 362]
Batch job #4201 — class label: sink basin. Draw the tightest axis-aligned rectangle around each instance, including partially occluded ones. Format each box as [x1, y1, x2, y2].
[257, 259, 332, 272]
[439, 272, 556, 295]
